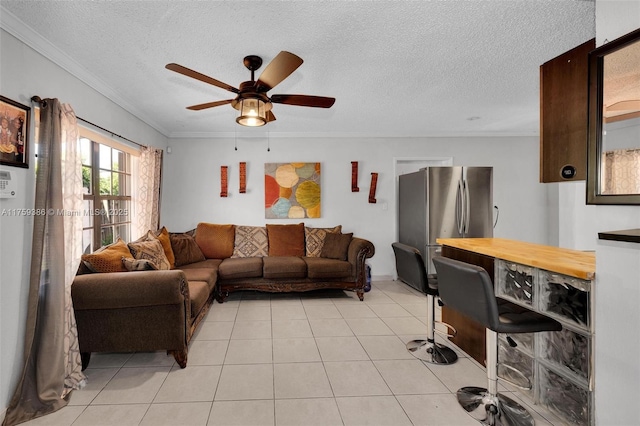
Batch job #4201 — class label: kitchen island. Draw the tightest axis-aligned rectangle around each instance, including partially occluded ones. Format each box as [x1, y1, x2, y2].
[436, 237, 595, 425]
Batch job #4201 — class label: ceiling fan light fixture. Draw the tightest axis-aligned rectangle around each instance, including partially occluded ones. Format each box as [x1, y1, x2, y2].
[236, 98, 267, 127]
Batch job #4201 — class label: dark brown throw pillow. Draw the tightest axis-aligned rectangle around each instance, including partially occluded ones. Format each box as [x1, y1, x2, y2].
[169, 233, 206, 267]
[320, 233, 353, 261]
[266, 223, 305, 256]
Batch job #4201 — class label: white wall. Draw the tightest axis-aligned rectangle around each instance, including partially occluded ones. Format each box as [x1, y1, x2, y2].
[591, 1, 640, 424]
[161, 135, 549, 278]
[0, 30, 168, 416]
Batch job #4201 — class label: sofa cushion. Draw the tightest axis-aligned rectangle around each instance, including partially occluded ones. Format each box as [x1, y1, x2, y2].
[154, 226, 176, 269]
[122, 257, 158, 271]
[170, 233, 206, 267]
[219, 257, 264, 279]
[231, 225, 268, 258]
[188, 281, 210, 318]
[305, 225, 342, 257]
[266, 223, 305, 257]
[128, 236, 171, 270]
[81, 237, 133, 273]
[179, 259, 222, 270]
[196, 223, 236, 259]
[181, 268, 217, 293]
[321, 233, 353, 261]
[263, 256, 307, 279]
[304, 257, 352, 279]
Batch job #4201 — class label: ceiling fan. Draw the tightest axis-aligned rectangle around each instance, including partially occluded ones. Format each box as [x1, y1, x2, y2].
[166, 51, 335, 127]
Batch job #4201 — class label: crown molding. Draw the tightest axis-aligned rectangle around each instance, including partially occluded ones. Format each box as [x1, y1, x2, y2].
[0, 6, 170, 137]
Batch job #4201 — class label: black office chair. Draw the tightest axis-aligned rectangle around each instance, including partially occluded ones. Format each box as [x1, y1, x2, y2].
[433, 256, 562, 426]
[392, 242, 458, 364]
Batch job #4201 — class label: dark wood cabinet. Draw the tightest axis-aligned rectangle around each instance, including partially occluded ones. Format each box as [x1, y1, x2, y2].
[540, 38, 595, 183]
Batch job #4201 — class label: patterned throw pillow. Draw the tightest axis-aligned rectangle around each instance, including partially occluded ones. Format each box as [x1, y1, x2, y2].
[122, 257, 158, 271]
[305, 225, 342, 257]
[195, 223, 236, 259]
[231, 226, 269, 258]
[128, 237, 171, 270]
[81, 237, 133, 273]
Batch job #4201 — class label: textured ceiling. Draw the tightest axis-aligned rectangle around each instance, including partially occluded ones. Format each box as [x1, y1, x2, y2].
[0, 1, 595, 138]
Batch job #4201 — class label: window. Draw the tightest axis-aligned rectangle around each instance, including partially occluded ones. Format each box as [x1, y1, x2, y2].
[80, 135, 133, 253]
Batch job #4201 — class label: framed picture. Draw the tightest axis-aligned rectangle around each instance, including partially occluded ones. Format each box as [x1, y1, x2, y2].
[1, 96, 30, 168]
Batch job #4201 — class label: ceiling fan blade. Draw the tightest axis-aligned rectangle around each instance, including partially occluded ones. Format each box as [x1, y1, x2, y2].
[266, 110, 276, 122]
[271, 94, 335, 108]
[166, 63, 239, 94]
[186, 99, 234, 110]
[255, 51, 303, 92]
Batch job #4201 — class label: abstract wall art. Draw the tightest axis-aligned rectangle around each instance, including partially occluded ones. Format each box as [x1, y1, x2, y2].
[265, 162, 321, 219]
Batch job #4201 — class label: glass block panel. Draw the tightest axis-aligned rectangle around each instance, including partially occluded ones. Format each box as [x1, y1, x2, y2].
[500, 332, 534, 356]
[539, 364, 590, 425]
[498, 339, 534, 399]
[539, 271, 591, 331]
[539, 327, 590, 382]
[496, 260, 535, 306]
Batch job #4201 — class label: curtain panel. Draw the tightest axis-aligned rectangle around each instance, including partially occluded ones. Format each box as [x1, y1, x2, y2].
[135, 145, 163, 237]
[3, 99, 85, 426]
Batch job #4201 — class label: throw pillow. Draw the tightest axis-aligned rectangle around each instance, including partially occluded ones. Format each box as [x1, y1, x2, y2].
[122, 257, 158, 271]
[154, 226, 176, 269]
[266, 223, 305, 257]
[128, 238, 171, 270]
[305, 225, 342, 257]
[195, 223, 236, 259]
[320, 233, 353, 261]
[231, 225, 269, 258]
[169, 232, 206, 267]
[81, 237, 133, 273]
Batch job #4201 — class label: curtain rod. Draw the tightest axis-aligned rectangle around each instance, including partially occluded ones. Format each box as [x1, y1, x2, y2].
[30, 96, 145, 148]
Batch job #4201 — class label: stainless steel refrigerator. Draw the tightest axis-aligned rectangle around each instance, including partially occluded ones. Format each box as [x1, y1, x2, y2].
[398, 167, 493, 292]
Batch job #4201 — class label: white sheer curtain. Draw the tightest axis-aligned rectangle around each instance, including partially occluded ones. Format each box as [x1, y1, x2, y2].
[602, 149, 640, 195]
[3, 99, 85, 426]
[135, 145, 163, 237]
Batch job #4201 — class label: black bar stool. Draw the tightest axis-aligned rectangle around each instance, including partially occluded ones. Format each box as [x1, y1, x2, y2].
[433, 256, 562, 426]
[392, 243, 458, 364]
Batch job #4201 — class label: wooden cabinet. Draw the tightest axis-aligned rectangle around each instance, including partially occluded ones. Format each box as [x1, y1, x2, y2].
[540, 38, 595, 183]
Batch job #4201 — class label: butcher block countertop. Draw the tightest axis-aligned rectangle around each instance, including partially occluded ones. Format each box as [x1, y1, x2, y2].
[436, 238, 595, 280]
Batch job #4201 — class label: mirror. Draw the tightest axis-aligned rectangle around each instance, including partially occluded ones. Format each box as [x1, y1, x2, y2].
[587, 27, 640, 205]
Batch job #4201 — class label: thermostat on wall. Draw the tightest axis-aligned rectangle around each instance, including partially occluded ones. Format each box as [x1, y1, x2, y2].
[0, 170, 17, 198]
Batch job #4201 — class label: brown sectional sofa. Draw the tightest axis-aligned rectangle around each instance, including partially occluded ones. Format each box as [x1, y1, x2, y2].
[71, 223, 375, 369]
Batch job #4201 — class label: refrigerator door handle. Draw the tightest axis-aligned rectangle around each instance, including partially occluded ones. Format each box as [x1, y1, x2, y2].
[456, 180, 464, 235]
[464, 179, 471, 235]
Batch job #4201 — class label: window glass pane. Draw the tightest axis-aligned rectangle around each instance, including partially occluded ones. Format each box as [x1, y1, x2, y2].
[82, 199, 93, 228]
[112, 199, 131, 223]
[82, 166, 92, 194]
[101, 226, 114, 247]
[112, 172, 120, 196]
[99, 144, 111, 169]
[112, 149, 125, 172]
[82, 229, 93, 254]
[99, 170, 111, 195]
[115, 224, 130, 243]
[80, 138, 92, 165]
[100, 199, 112, 225]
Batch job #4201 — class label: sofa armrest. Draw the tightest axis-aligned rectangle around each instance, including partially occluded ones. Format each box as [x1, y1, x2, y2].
[347, 237, 375, 264]
[72, 270, 189, 311]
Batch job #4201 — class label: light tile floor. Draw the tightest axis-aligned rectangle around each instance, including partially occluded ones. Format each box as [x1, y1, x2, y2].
[23, 280, 566, 426]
